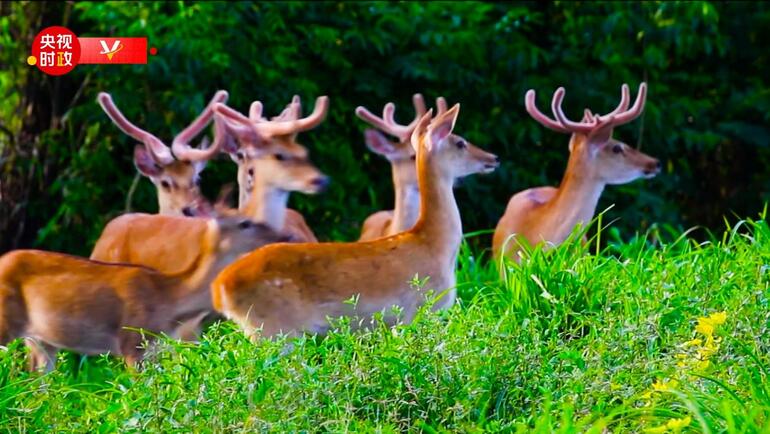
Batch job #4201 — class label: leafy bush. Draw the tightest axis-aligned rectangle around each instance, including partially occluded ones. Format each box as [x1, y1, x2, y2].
[2, 2, 770, 256]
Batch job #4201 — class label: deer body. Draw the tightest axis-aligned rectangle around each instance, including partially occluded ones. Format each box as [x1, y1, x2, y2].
[493, 83, 661, 262]
[89, 213, 288, 342]
[0, 250, 206, 371]
[212, 105, 498, 340]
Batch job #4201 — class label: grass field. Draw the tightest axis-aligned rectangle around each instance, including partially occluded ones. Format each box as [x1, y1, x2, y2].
[1, 212, 769, 432]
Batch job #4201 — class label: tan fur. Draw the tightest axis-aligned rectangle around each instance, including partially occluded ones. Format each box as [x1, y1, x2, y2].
[359, 137, 419, 241]
[147, 160, 206, 215]
[218, 100, 329, 243]
[355, 96, 425, 241]
[89, 214, 288, 343]
[236, 141, 324, 243]
[494, 93, 660, 263]
[212, 105, 498, 340]
[0, 250, 203, 371]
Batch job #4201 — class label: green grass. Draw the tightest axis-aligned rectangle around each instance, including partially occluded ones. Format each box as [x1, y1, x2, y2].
[1, 212, 770, 432]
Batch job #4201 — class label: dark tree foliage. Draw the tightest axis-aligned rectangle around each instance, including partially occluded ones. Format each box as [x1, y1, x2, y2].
[1, 1, 769, 256]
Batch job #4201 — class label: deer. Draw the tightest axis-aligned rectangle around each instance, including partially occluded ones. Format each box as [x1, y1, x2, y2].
[211, 104, 499, 341]
[212, 95, 330, 242]
[493, 82, 661, 265]
[1, 215, 287, 372]
[97, 90, 229, 216]
[355, 93, 427, 241]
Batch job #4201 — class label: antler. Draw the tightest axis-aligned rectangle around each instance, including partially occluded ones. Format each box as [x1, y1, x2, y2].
[253, 96, 329, 137]
[270, 95, 301, 122]
[355, 93, 427, 142]
[97, 92, 174, 165]
[172, 90, 230, 162]
[526, 82, 648, 135]
[214, 95, 328, 153]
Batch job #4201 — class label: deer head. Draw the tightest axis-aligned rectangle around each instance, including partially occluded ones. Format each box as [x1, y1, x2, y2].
[411, 103, 499, 180]
[355, 93, 427, 188]
[525, 82, 660, 185]
[97, 91, 228, 215]
[212, 96, 330, 205]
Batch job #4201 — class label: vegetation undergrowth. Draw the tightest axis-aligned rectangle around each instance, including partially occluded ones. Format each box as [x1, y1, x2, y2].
[1, 212, 769, 432]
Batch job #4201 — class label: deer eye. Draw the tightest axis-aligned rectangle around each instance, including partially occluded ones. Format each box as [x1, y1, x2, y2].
[247, 168, 254, 176]
[410, 155, 416, 161]
[236, 151, 245, 161]
[456, 140, 467, 149]
[274, 153, 286, 161]
[238, 220, 254, 230]
[612, 144, 623, 154]
[160, 180, 171, 190]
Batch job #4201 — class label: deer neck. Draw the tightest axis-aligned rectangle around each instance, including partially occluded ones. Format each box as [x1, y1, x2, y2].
[156, 190, 175, 215]
[547, 153, 605, 240]
[165, 234, 220, 319]
[240, 178, 289, 232]
[390, 164, 420, 233]
[412, 155, 462, 253]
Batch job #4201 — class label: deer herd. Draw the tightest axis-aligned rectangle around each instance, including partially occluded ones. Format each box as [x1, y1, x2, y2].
[0, 82, 660, 371]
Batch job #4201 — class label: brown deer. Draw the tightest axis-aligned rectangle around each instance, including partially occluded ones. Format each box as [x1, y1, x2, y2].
[355, 93, 426, 240]
[212, 95, 330, 242]
[2, 215, 287, 371]
[212, 104, 499, 340]
[493, 83, 661, 264]
[97, 90, 228, 216]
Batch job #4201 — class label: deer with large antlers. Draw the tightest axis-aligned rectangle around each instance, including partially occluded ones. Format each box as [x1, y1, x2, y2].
[493, 83, 661, 264]
[211, 104, 499, 340]
[2, 215, 286, 371]
[355, 93, 427, 240]
[212, 95, 329, 242]
[98, 90, 228, 216]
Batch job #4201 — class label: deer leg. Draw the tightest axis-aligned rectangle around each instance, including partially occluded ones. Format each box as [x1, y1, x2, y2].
[0, 289, 26, 346]
[118, 329, 147, 369]
[25, 338, 58, 372]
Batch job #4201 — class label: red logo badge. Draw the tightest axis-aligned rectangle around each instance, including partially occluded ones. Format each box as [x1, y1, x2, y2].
[29, 26, 80, 76]
[28, 26, 154, 75]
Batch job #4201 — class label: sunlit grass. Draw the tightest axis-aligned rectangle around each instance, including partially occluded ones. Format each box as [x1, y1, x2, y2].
[1, 212, 769, 432]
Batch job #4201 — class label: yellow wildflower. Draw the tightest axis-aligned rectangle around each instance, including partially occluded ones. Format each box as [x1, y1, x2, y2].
[682, 338, 702, 347]
[667, 416, 692, 432]
[643, 416, 691, 434]
[708, 311, 727, 325]
[643, 425, 668, 433]
[695, 320, 714, 338]
[698, 344, 719, 360]
[696, 359, 711, 371]
[695, 311, 727, 338]
[652, 379, 679, 392]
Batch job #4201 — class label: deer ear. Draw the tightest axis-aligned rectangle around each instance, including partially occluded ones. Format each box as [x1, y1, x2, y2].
[364, 129, 399, 157]
[410, 109, 434, 153]
[134, 145, 164, 177]
[429, 104, 460, 149]
[586, 121, 614, 149]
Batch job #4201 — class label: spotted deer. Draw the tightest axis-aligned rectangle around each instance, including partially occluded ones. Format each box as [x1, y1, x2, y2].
[493, 83, 661, 264]
[1, 215, 287, 371]
[211, 104, 499, 340]
[212, 95, 330, 242]
[97, 90, 228, 216]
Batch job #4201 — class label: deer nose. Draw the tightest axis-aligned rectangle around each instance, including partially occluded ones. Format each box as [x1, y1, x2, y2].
[310, 176, 330, 192]
[182, 206, 195, 217]
[643, 159, 661, 176]
[485, 154, 500, 169]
